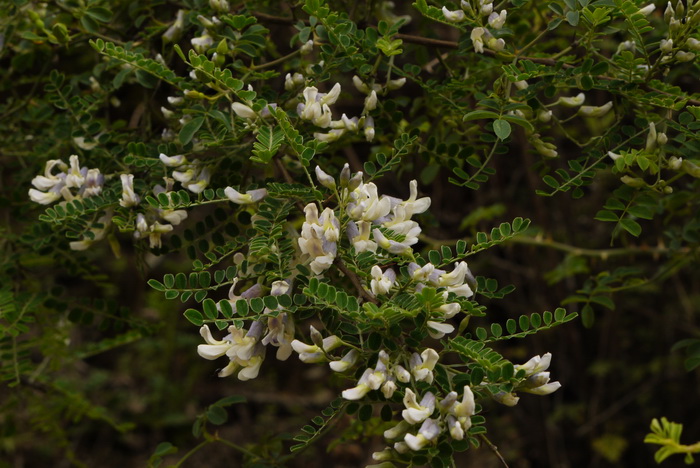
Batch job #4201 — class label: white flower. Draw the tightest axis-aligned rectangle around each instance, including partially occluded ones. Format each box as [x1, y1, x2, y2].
[470, 27, 486, 53]
[516, 352, 552, 375]
[347, 182, 391, 221]
[400, 180, 431, 216]
[300, 39, 314, 54]
[373, 228, 413, 254]
[162, 10, 185, 43]
[353, 75, 371, 94]
[329, 349, 359, 372]
[404, 418, 440, 450]
[159, 153, 187, 167]
[370, 265, 396, 296]
[515, 352, 561, 395]
[557, 92, 585, 107]
[537, 109, 553, 122]
[402, 389, 436, 424]
[493, 391, 520, 406]
[73, 136, 98, 150]
[638, 3, 655, 15]
[224, 187, 268, 204]
[182, 166, 210, 194]
[578, 101, 613, 118]
[488, 10, 507, 29]
[346, 221, 378, 253]
[119, 174, 140, 207]
[64, 155, 85, 189]
[364, 116, 375, 142]
[315, 166, 336, 189]
[341, 366, 386, 400]
[232, 102, 256, 119]
[438, 261, 475, 298]
[191, 35, 214, 52]
[410, 348, 439, 384]
[427, 320, 455, 339]
[387, 77, 406, 90]
[364, 90, 378, 112]
[442, 6, 466, 22]
[439, 303, 461, 319]
[384, 420, 411, 439]
[313, 129, 345, 143]
[284, 72, 305, 90]
[160, 209, 188, 225]
[320, 83, 341, 106]
[646, 122, 658, 151]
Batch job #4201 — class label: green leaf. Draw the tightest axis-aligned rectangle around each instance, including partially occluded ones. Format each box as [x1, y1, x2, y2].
[595, 210, 619, 222]
[203, 298, 218, 319]
[566, 10, 580, 26]
[80, 15, 100, 34]
[493, 119, 512, 140]
[148, 279, 166, 291]
[179, 117, 205, 145]
[85, 7, 113, 22]
[464, 110, 500, 121]
[184, 309, 204, 326]
[619, 218, 642, 237]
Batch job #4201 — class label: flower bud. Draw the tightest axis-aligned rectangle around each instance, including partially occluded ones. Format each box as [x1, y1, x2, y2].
[668, 156, 683, 170]
[620, 175, 646, 187]
[315, 165, 336, 189]
[646, 122, 657, 151]
[675, 51, 696, 62]
[537, 109, 552, 122]
[660, 38, 673, 54]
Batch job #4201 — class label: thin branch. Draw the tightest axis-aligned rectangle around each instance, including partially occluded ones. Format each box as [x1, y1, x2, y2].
[335, 257, 378, 304]
[479, 434, 510, 468]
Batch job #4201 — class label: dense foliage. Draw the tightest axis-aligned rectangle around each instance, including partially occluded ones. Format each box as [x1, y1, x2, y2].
[1, 0, 700, 466]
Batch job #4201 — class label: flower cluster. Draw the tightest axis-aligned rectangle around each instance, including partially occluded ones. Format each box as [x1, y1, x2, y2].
[28, 155, 103, 205]
[441, 1, 508, 53]
[159, 153, 211, 194]
[197, 280, 295, 379]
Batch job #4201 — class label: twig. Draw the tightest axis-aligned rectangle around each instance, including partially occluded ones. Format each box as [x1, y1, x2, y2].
[479, 434, 510, 468]
[335, 257, 378, 304]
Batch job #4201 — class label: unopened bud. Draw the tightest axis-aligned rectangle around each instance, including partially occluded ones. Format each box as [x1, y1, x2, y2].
[184, 90, 206, 99]
[664, 1, 675, 22]
[310, 325, 324, 348]
[621, 175, 646, 187]
[676, 0, 685, 17]
[660, 38, 674, 54]
[657, 132, 668, 145]
[315, 166, 336, 189]
[537, 109, 552, 122]
[646, 122, 657, 151]
[675, 51, 696, 62]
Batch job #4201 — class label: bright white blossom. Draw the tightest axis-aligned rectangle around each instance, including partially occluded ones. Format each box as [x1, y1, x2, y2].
[224, 187, 268, 204]
[442, 6, 466, 22]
